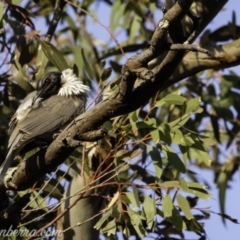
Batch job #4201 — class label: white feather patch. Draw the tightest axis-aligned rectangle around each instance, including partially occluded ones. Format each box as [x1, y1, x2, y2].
[58, 69, 90, 97]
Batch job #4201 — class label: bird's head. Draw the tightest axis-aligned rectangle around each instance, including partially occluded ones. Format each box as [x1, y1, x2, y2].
[37, 69, 90, 99]
[37, 72, 62, 99]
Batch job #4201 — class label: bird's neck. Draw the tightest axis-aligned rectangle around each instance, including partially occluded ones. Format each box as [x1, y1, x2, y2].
[58, 80, 89, 97]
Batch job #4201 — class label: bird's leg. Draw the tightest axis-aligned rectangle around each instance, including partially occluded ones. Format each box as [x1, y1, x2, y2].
[62, 138, 83, 148]
[1, 168, 18, 189]
[53, 133, 60, 140]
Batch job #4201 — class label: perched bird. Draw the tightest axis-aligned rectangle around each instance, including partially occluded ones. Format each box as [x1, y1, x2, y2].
[0, 69, 90, 181]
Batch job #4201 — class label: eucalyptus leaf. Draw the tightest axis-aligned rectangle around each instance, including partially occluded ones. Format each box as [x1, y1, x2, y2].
[40, 40, 69, 71]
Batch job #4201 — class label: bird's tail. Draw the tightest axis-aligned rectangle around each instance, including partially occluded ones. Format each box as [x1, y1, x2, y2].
[0, 148, 14, 182]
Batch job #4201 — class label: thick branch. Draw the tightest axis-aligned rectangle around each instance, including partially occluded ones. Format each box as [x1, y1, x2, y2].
[168, 39, 240, 85]
[44, 0, 66, 42]
[183, 0, 228, 38]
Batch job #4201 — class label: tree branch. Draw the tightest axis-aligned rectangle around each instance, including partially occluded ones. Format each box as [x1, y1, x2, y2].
[44, 0, 66, 42]
[168, 38, 240, 85]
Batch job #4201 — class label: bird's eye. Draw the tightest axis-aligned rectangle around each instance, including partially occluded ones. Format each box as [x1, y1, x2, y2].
[45, 78, 50, 83]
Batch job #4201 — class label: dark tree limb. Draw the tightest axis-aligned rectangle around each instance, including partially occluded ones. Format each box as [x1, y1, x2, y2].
[44, 0, 66, 42]
[168, 38, 240, 86]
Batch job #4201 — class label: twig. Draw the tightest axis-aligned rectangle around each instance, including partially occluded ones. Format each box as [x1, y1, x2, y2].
[170, 43, 209, 54]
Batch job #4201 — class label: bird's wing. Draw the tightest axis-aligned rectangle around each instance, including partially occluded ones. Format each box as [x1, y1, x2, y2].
[8, 94, 86, 152]
[8, 91, 38, 135]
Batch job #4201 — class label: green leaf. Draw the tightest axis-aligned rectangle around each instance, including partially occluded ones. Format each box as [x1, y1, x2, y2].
[101, 219, 116, 236]
[187, 183, 211, 200]
[39, 40, 69, 71]
[101, 67, 112, 81]
[132, 185, 140, 208]
[129, 15, 141, 42]
[188, 218, 205, 234]
[155, 93, 186, 107]
[128, 208, 147, 237]
[110, 0, 125, 31]
[116, 149, 142, 161]
[125, 191, 140, 209]
[81, 48, 94, 80]
[158, 123, 172, 144]
[123, 226, 131, 237]
[150, 128, 160, 143]
[94, 209, 112, 230]
[128, 111, 138, 122]
[0, 4, 4, 21]
[191, 141, 212, 167]
[179, 178, 188, 191]
[136, 121, 155, 129]
[177, 194, 194, 220]
[129, 1, 145, 18]
[146, 118, 157, 128]
[170, 129, 185, 145]
[162, 194, 173, 218]
[184, 135, 195, 146]
[217, 171, 227, 222]
[168, 114, 191, 130]
[160, 181, 180, 188]
[116, 149, 129, 158]
[171, 207, 187, 230]
[28, 191, 47, 210]
[187, 182, 207, 190]
[10, 63, 34, 92]
[179, 179, 211, 200]
[72, 46, 83, 77]
[102, 121, 113, 131]
[34, 43, 48, 82]
[185, 97, 201, 114]
[162, 145, 186, 173]
[42, 183, 63, 200]
[162, 94, 186, 105]
[149, 146, 163, 179]
[143, 195, 156, 229]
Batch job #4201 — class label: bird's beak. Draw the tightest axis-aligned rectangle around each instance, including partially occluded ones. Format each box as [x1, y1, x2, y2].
[36, 73, 61, 98]
[36, 80, 55, 99]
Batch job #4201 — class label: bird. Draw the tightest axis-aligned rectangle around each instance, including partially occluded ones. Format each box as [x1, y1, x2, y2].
[0, 68, 90, 181]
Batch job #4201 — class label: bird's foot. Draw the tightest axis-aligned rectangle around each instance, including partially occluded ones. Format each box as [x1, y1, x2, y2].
[3, 168, 18, 189]
[53, 133, 60, 139]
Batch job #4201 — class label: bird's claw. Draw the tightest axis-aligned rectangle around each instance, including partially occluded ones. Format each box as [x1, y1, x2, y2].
[3, 168, 18, 190]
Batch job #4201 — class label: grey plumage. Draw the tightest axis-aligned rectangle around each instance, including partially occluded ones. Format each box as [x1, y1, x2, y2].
[0, 69, 89, 181]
